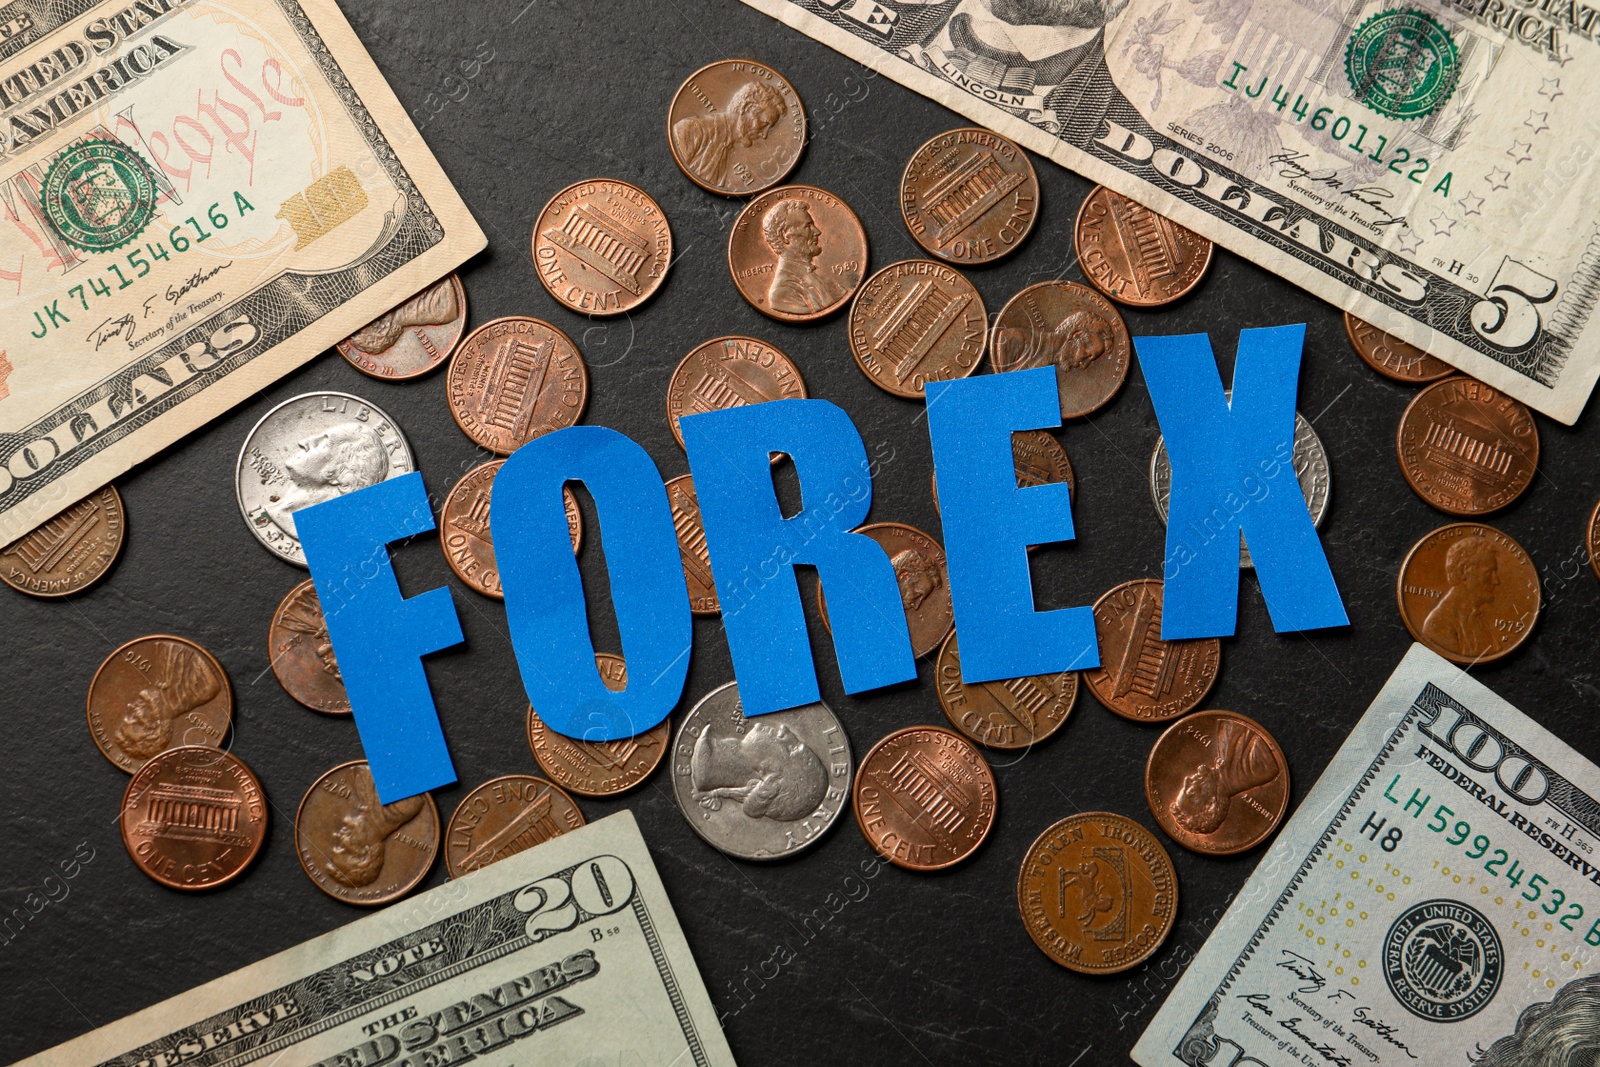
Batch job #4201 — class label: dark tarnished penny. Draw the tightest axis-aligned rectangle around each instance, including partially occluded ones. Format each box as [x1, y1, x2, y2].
[441, 460, 581, 599]
[849, 260, 986, 399]
[990, 280, 1130, 418]
[88, 635, 233, 772]
[933, 430, 1075, 512]
[528, 653, 671, 796]
[1398, 523, 1539, 664]
[1018, 812, 1177, 973]
[817, 522, 953, 657]
[666, 336, 806, 449]
[853, 725, 997, 871]
[337, 273, 467, 380]
[1075, 186, 1213, 306]
[120, 745, 266, 890]
[729, 184, 866, 322]
[1397, 376, 1538, 516]
[295, 760, 440, 906]
[900, 127, 1038, 265]
[1344, 311, 1454, 383]
[533, 179, 672, 315]
[666, 475, 719, 614]
[445, 775, 587, 878]
[0, 485, 124, 597]
[668, 59, 806, 196]
[935, 630, 1076, 750]
[1084, 580, 1220, 723]
[1145, 710, 1289, 855]
[269, 579, 350, 714]
[447, 316, 588, 455]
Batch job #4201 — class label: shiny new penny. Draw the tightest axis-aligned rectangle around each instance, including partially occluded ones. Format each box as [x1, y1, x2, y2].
[990, 280, 1130, 418]
[1145, 710, 1289, 855]
[88, 635, 233, 772]
[120, 745, 266, 890]
[444, 775, 586, 878]
[666, 474, 719, 614]
[0, 485, 124, 597]
[1397, 523, 1539, 664]
[1084, 580, 1220, 723]
[849, 260, 986, 399]
[729, 184, 867, 322]
[853, 725, 997, 871]
[935, 630, 1076, 750]
[528, 653, 672, 796]
[933, 430, 1075, 512]
[1397, 377, 1538, 516]
[269, 579, 350, 714]
[447, 317, 588, 455]
[295, 760, 440, 906]
[533, 179, 672, 315]
[1017, 812, 1177, 973]
[440, 460, 581, 599]
[818, 522, 953, 657]
[668, 59, 806, 195]
[666, 336, 806, 449]
[1075, 186, 1213, 306]
[337, 273, 467, 379]
[900, 127, 1038, 265]
[1344, 311, 1454, 383]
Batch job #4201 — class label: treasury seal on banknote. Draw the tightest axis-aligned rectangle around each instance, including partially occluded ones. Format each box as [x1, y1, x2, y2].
[1345, 10, 1460, 120]
[41, 139, 158, 252]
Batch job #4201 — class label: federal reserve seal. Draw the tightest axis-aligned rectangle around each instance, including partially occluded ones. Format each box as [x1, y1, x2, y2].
[42, 139, 158, 252]
[1383, 899, 1503, 1021]
[1345, 10, 1460, 120]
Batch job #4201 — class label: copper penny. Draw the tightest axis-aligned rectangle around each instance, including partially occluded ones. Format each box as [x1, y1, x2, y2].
[87, 635, 233, 773]
[1145, 710, 1289, 855]
[853, 725, 997, 871]
[729, 184, 867, 322]
[440, 460, 581, 599]
[533, 179, 672, 316]
[268, 579, 350, 715]
[120, 745, 266, 890]
[1343, 311, 1453, 383]
[1083, 580, 1220, 723]
[817, 522, 953, 657]
[935, 630, 1076, 750]
[666, 474, 719, 614]
[848, 260, 986, 399]
[667, 59, 805, 196]
[990, 280, 1130, 418]
[1396, 376, 1538, 516]
[900, 127, 1038, 265]
[666, 336, 806, 449]
[0, 485, 124, 597]
[528, 653, 671, 796]
[1075, 186, 1213, 306]
[1017, 812, 1177, 973]
[444, 775, 587, 878]
[932, 430, 1075, 512]
[336, 273, 467, 380]
[295, 760, 440, 906]
[1589, 499, 1600, 583]
[1397, 523, 1539, 664]
[446, 316, 588, 455]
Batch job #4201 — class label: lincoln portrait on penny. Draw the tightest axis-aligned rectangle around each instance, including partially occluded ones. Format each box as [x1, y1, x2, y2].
[1422, 537, 1504, 657]
[671, 80, 789, 189]
[763, 198, 849, 317]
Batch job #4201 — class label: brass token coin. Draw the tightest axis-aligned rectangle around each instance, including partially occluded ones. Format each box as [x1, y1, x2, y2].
[667, 59, 805, 195]
[295, 760, 440, 906]
[900, 127, 1038, 265]
[1396, 376, 1538, 516]
[1083, 579, 1220, 723]
[666, 336, 806, 449]
[444, 775, 586, 878]
[990, 280, 1130, 418]
[87, 635, 233, 772]
[120, 745, 266, 890]
[932, 430, 1075, 511]
[528, 653, 671, 796]
[728, 184, 867, 322]
[1017, 812, 1177, 973]
[268, 579, 350, 714]
[1075, 186, 1213, 306]
[336, 273, 467, 380]
[532, 178, 672, 315]
[665, 474, 719, 614]
[935, 630, 1076, 750]
[848, 259, 986, 399]
[446, 316, 588, 455]
[817, 522, 953, 658]
[1589, 500, 1600, 583]
[0, 485, 125, 597]
[1343, 311, 1454, 383]
[1145, 710, 1289, 855]
[440, 460, 581, 599]
[853, 725, 997, 871]
[1397, 523, 1539, 664]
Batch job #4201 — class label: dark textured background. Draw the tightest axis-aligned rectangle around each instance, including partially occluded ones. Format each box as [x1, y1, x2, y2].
[2, 1, 1596, 1062]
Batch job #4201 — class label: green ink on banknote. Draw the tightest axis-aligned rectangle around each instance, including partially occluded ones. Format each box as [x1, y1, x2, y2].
[41, 140, 158, 253]
[1345, 10, 1461, 121]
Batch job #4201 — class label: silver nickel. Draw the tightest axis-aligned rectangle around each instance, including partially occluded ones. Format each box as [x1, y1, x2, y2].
[235, 392, 416, 566]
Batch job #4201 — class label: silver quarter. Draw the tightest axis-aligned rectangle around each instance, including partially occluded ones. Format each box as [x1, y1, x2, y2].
[235, 392, 416, 566]
[671, 681, 852, 861]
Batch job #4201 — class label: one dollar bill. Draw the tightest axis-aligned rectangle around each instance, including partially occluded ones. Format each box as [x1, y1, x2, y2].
[10, 812, 737, 1067]
[741, 0, 1600, 423]
[1133, 644, 1600, 1066]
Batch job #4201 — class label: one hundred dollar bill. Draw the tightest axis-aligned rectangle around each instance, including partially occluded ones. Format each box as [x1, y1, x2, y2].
[0, 0, 485, 542]
[741, 0, 1600, 423]
[10, 812, 737, 1067]
[1133, 644, 1600, 1066]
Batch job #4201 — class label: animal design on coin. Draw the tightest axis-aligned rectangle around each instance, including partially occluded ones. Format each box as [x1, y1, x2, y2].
[1145, 710, 1289, 855]
[295, 761, 439, 906]
[533, 179, 671, 315]
[1397, 377, 1538, 516]
[0, 485, 124, 597]
[121, 746, 266, 890]
[900, 128, 1037, 264]
[1084, 580, 1220, 722]
[1075, 186, 1213, 306]
[269, 579, 349, 714]
[528, 654, 671, 796]
[849, 260, 986, 398]
[818, 522, 953, 657]
[666, 475, 718, 614]
[337, 273, 467, 379]
[729, 185, 866, 322]
[444, 775, 586, 878]
[668, 60, 805, 195]
[1398, 523, 1539, 664]
[853, 725, 997, 871]
[990, 280, 1129, 417]
[935, 631, 1076, 749]
[441, 460, 581, 598]
[1344, 312, 1453, 383]
[446, 317, 588, 455]
[666, 336, 806, 449]
[88, 635, 232, 772]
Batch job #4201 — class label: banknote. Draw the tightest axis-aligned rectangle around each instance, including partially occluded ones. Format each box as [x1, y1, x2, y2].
[11, 811, 736, 1067]
[1132, 644, 1600, 1066]
[0, 0, 485, 543]
[741, 0, 1600, 423]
